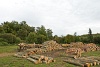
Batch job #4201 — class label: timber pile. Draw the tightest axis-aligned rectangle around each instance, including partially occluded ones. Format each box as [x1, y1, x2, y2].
[18, 43, 43, 51]
[42, 40, 63, 51]
[16, 40, 63, 58]
[27, 55, 55, 64]
[14, 53, 55, 64]
[70, 42, 85, 48]
[66, 48, 83, 59]
[69, 42, 100, 52]
[64, 56, 100, 67]
[83, 43, 100, 52]
[18, 43, 35, 51]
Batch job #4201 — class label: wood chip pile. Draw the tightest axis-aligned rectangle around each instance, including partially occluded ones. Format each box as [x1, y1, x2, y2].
[64, 56, 100, 67]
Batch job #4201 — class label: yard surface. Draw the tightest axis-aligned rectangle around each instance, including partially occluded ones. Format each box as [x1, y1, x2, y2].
[0, 45, 100, 67]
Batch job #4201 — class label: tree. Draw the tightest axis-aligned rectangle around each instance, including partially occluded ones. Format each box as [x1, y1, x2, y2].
[36, 25, 47, 36]
[64, 34, 74, 44]
[46, 29, 53, 40]
[36, 34, 47, 44]
[0, 33, 21, 44]
[88, 28, 93, 42]
[17, 29, 28, 40]
[26, 32, 37, 43]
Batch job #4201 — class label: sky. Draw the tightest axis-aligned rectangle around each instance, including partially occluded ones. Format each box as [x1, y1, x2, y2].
[0, 0, 100, 36]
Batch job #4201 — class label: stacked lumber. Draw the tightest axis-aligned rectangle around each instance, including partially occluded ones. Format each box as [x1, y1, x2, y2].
[83, 43, 100, 52]
[18, 43, 35, 51]
[70, 42, 85, 48]
[66, 48, 83, 59]
[42, 40, 63, 51]
[69, 42, 100, 52]
[27, 55, 55, 64]
[64, 56, 100, 67]
[14, 52, 28, 58]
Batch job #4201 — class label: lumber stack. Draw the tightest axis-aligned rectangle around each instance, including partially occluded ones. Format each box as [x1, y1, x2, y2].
[69, 42, 100, 52]
[18, 43, 35, 51]
[70, 42, 85, 48]
[27, 55, 55, 64]
[66, 48, 83, 59]
[42, 40, 63, 51]
[64, 56, 100, 67]
[83, 43, 100, 52]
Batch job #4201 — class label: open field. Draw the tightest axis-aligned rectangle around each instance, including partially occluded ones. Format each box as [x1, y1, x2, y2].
[0, 46, 18, 53]
[0, 45, 100, 67]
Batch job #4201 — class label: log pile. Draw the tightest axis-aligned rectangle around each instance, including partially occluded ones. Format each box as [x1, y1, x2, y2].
[69, 42, 100, 52]
[42, 40, 63, 51]
[18, 43, 43, 52]
[83, 43, 100, 52]
[14, 53, 55, 64]
[27, 55, 55, 64]
[66, 48, 83, 59]
[70, 42, 85, 48]
[64, 56, 100, 67]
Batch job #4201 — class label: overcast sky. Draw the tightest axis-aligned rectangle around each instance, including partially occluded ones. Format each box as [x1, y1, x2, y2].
[0, 0, 100, 36]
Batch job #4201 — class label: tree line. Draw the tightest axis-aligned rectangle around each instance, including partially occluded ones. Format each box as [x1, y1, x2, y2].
[0, 21, 100, 46]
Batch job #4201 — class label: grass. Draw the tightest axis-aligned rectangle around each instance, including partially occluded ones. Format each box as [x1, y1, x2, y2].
[82, 51, 100, 57]
[0, 45, 100, 67]
[0, 45, 18, 53]
[0, 56, 76, 67]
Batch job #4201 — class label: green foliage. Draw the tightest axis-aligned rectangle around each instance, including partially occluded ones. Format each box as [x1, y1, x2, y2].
[0, 42, 9, 46]
[88, 28, 93, 42]
[26, 32, 37, 43]
[0, 33, 21, 44]
[64, 34, 74, 44]
[46, 29, 53, 40]
[1, 21, 100, 44]
[36, 34, 47, 44]
[93, 36, 100, 44]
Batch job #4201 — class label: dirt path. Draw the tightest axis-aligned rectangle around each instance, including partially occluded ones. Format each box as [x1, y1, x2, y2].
[0, 53, 15, 57]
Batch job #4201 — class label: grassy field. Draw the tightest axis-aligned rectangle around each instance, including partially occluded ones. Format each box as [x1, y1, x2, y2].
[0, 46, 18, 53]
[0, 45, 100, 67]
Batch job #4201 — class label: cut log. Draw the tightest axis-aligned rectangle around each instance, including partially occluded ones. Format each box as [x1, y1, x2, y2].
[84, 63, 90, 67]
[29, 55, 42, 62]
[27, 58, 40, 64]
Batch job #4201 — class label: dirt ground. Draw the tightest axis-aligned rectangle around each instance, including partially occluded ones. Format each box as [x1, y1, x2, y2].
[40, 49, 67, 58]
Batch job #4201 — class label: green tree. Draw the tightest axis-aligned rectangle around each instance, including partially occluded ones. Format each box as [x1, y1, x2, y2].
[0, 33, 21, 44]
[64, 34, 74, 44]
[88, 28, 93, 42]
[36, 34, 47, 44]
[46, 29, 53, 40]
[36, 25, 47, 36]
[26, 32, 37, 43]
[17, 29, 28, 40]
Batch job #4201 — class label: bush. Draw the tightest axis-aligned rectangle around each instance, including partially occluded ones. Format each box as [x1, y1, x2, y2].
[0, 42, 10, 46]
[0, 33, 21, 44]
